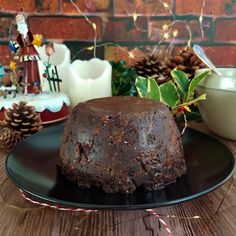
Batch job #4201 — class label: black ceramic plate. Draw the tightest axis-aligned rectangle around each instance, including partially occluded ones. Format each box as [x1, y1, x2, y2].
[5, 124, 235, 210]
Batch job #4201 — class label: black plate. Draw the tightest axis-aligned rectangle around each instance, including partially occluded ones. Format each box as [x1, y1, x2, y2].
[5, 124, 235, 210]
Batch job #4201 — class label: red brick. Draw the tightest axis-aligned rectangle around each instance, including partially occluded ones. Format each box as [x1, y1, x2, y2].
[114, 0, 171, 16]
[149, 19, 211, 43]
[0, 45, 13, 66]
[0, 0, 59, 13]
[0, 0, 35, 12]
[215, 19, 236, 42]
[28, 17, 102, 41]
[204, 46, 236, 66]
[0, 18, 14, 39]
[105, 46, 145, 66]
[37, 0, 59, 13]
[63, 0, 110, 13]
[175, 0, 233, 15]
[104, 17, 147, 42]
[105, 45, 168, 66]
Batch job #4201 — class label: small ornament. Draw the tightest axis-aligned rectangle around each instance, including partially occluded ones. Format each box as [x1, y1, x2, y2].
[10, 61, 17, 70]
[32, 34, 44, 47]
[45, 42, 55, 56]
[9, 41, 21, 54]
[1, 101, 43, 138]
[0, 127, 22, 151]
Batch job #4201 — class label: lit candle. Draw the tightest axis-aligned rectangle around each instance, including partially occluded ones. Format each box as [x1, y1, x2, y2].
[69, 58, 112, 107]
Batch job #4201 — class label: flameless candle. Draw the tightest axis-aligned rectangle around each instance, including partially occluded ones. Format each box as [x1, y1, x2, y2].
[69, 58, 112, 107]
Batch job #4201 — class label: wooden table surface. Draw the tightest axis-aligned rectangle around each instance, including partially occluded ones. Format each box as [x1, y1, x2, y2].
[0, 122, 236, 236]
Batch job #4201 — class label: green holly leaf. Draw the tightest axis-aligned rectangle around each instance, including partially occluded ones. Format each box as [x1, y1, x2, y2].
[135, 77, 160, 100]
[173, 94, 207, 113]
[187, 70, 210, 100]
[159, 81, 179, 108]
[171, 69, 189, 101]
[111, 60, 137, 96]
[147, 78, 160, 100]
[135, 76, 148, 98]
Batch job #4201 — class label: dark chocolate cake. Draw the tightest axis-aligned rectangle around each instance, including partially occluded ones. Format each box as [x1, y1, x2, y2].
[59, 96, 186, 193]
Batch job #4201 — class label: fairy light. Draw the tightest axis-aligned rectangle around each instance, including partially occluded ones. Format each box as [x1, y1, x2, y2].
[163, 32, 170, 39]
[162, 24, 169, 31]
[128, 51, 135, 59]
[199, 0, 206, 38]
[69, 0, 97, 58]
[163, 2, 169, 9]
[133, 12, 138, 22]
[186, 24, 192, 47]
[131, 9, 148, 32]
[173, 30, 179, 37]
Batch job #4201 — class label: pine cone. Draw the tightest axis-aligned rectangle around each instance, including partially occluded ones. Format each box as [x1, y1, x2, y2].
[0, 127, 22, 151]
[164, 47, 206, 79]
[1, 101, 43, 138]
[133, 54, 171, 85]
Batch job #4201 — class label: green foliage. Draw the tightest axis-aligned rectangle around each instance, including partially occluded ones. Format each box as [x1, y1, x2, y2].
[187, 70, 210, 100]
[159, 81, 179, 108]
[135, 69, 210, 114]
[135, 77, 160, 100]
[111, 60, 137, 96]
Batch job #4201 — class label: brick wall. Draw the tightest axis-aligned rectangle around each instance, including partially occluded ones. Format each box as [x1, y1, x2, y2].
[1, 0, 236, 67]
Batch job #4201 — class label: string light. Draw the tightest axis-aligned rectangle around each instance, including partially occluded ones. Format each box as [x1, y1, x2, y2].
[162, 24, 169, 31]
[163, 2, 170, 9]
[163, 32, 170, 39]
[129, 4, 148, 33]
[69, 0, 97, 58]
[128, 51, 135, 59]
[173, 30, 179, 37]
[199, 0, 206, 38]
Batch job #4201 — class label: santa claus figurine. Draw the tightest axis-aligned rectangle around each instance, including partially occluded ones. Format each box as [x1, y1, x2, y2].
[13, 13, 42, 94]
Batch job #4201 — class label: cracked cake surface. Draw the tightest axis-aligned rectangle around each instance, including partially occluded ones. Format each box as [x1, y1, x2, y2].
[59, 96, 186, 193]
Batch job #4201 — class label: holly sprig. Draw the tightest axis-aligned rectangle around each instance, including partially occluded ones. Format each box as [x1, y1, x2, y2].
[135, 69, 210, 113]
[111, 60, 137, 96]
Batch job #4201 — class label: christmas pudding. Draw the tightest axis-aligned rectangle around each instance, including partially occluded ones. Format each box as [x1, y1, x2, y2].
[59, 96, 186, 194]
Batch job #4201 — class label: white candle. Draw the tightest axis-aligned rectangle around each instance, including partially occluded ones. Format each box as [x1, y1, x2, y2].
[69, 58, 112, 107]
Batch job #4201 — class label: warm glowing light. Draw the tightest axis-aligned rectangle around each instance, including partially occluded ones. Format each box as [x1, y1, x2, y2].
[163, 2, 169, 9]
[163, 32, 170, 39]
[173, 30, 179, 37]
[162, 24, 169, 31]
[92, 23, 97, 30]
[128, 52, 135, 59]
[87, 46, 94, 51]
[133, 12, 138, 22]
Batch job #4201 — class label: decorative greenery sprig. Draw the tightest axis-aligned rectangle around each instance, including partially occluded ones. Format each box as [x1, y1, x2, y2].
[110, 60, 137, 96]
[135, 69, 210, 113]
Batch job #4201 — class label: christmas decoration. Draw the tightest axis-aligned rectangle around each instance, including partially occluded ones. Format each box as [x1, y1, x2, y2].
[164, 47, 206, 80]
[45, 43, 55, 56]
[133, 47, 206, 84]
[1, 101, 42, 138]
[133, 54, 170, 85]
[135, 69, 210, 114]
[9, 13, 43, 94]
[0, 127, 22, 151]
[111, 60, 137, 96]
[43, 43, 62, 92]
[32, 34, 44, 47]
